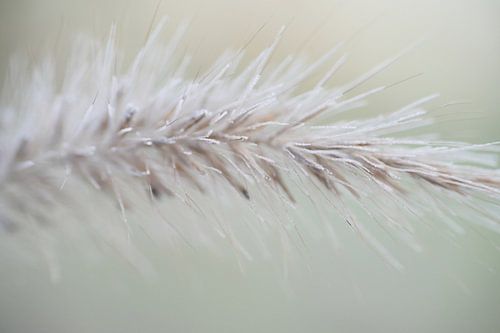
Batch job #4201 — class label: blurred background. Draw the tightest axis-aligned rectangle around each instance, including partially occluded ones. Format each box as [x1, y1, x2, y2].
[0, 0, 499, 332]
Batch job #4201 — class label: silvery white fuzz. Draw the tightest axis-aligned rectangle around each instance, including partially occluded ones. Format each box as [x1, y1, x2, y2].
[1, 21, 499, 272]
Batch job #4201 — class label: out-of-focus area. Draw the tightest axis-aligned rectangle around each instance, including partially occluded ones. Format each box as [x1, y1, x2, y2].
[0, 0, 499, 332]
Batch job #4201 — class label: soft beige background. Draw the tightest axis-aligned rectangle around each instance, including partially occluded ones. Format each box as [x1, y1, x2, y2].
[0, 0, 499, 332]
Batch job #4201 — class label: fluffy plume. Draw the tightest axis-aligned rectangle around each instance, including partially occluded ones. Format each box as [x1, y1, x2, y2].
[1, 22, 499, 270]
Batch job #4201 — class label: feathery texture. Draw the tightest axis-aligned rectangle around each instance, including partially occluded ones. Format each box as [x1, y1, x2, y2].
[1, 22, 499, 270]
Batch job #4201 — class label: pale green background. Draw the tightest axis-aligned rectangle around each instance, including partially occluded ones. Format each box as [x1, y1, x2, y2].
[0, 0, 499, 332]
